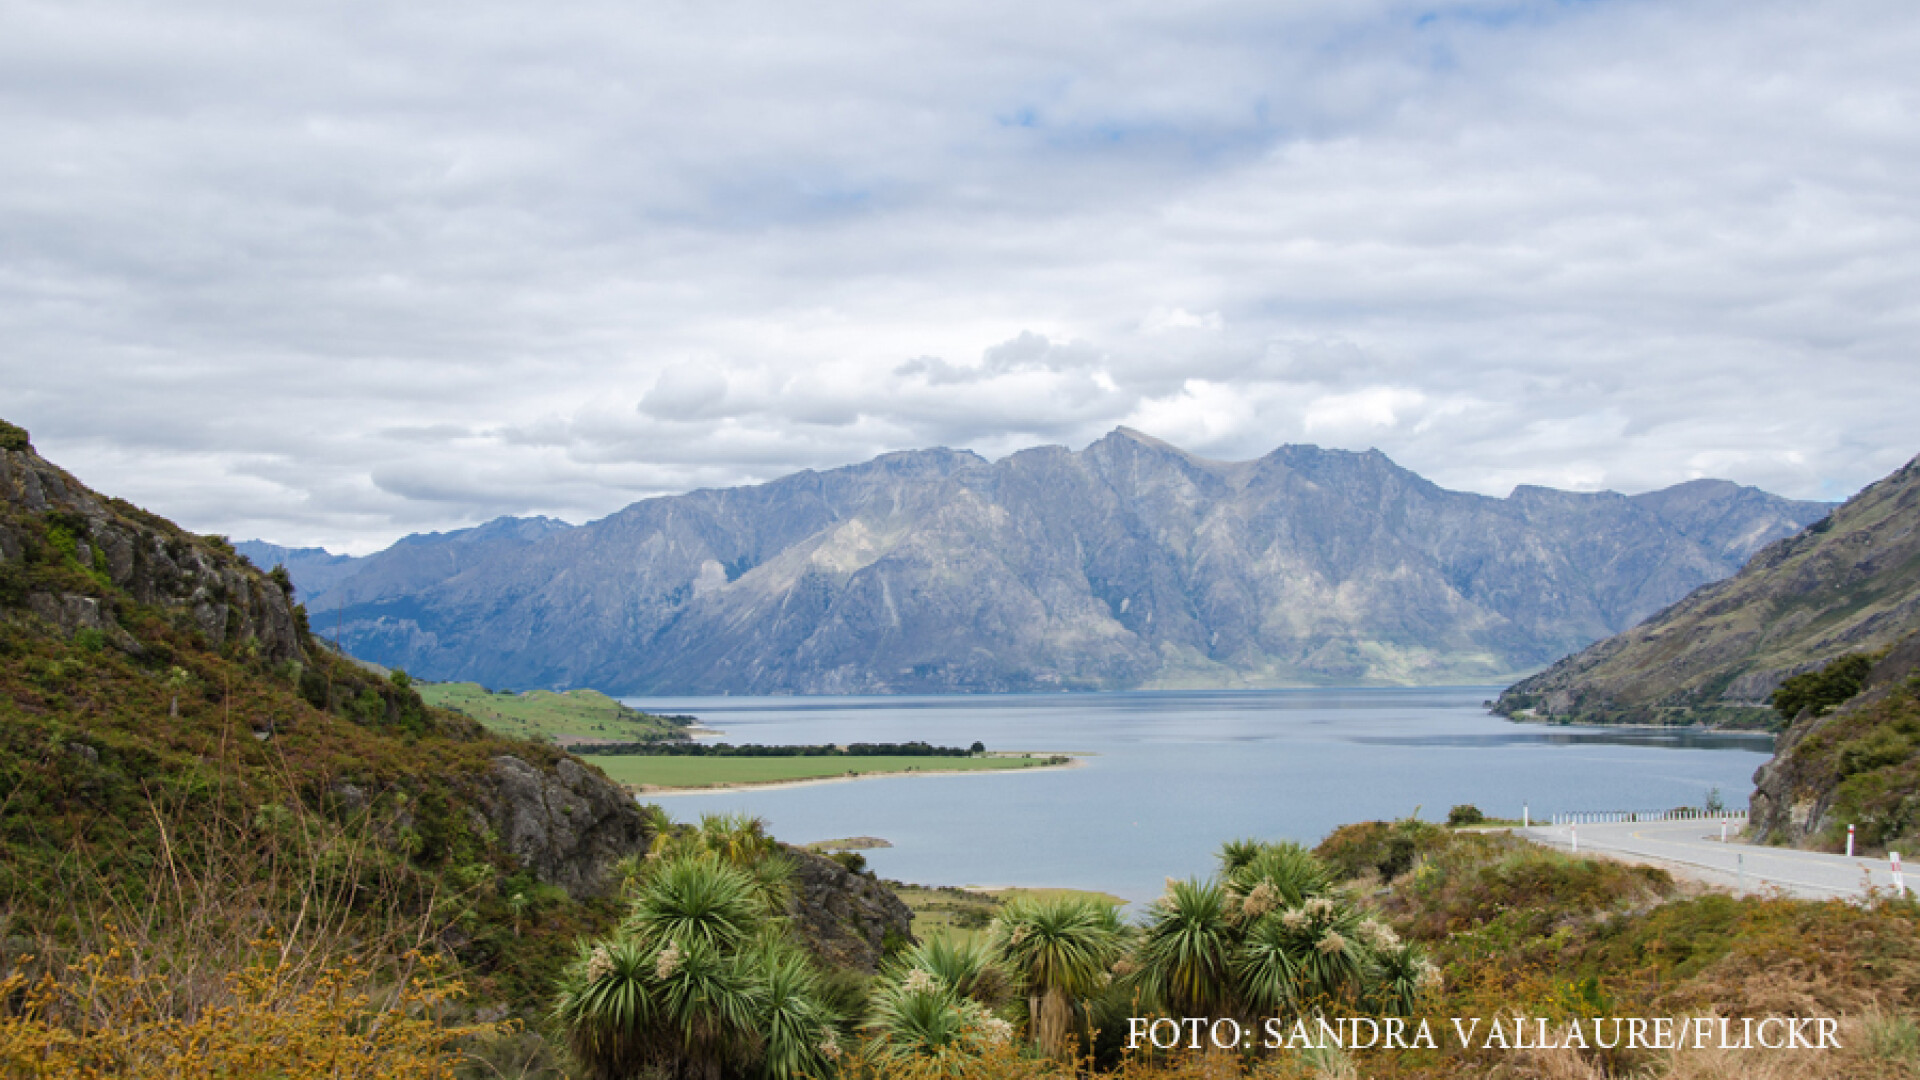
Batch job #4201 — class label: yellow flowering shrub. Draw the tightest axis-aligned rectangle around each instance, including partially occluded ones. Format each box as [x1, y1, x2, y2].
[0, 937, 505, 1079]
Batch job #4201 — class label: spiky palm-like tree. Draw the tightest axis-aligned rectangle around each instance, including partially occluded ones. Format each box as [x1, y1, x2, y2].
[560, 852, 843, 1080]
[1216, 837, 1265, 875]
[992, 894, 1125, 1058]
[698, 812, 780, 866]
[554, 938, 656, 1080]
[1366, 936, 1441, 1016]
[1231, 915, 1304, 1016]
[625, 853, 765, 952]
[862, 973, 1011, 1071]
[1132, 878, 1239, 1019]
[1261, 897, 1372, 1011]
[752, 939, 841, 1080]
[557, 931, 841, 1080]
[1224, 841, 1332, 912]
[651, 935, 766, 1080]
[892, 933, 1015, 1009]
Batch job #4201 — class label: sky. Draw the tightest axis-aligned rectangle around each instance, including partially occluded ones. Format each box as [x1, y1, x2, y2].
[3, 0, 1916, 555]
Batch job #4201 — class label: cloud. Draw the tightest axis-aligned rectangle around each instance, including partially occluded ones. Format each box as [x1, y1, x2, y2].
[2, 0, 1916, 550]
[1303, 388, 1428, 437]
[638, 364, 731, 420]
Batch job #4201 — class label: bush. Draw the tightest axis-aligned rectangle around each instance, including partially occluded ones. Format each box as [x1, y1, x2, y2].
[0, 940, 499, 1078]
[1447, 804, 1486, 826]
[1773, 653, 1875, 720]
[0, 418, 30, 452]
[1315, 818, 1445, 881]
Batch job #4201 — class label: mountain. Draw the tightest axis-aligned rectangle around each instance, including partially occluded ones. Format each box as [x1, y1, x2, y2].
[235, 515, 575, 612]
[232, 539, 363, 597]
[256, 428, 1830, 695]
[1494, 453, 1920, 727]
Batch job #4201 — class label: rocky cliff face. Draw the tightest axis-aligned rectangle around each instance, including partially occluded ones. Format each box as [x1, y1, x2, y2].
[262, 429, 1830, 694]
[1495, 453, 1920, 727]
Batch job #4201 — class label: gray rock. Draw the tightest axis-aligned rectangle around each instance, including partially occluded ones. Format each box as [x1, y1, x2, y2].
[781, 845, 915, 972]
[475, 754, 652, 900]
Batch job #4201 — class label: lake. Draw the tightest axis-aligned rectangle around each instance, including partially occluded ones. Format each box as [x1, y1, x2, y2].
[623, 688, 1774, 905]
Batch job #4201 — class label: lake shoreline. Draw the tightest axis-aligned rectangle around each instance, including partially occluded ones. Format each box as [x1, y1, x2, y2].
[626, 754, 1085, 796]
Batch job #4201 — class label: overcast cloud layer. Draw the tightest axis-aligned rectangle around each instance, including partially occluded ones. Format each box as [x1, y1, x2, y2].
[3, 0, 1916, 553]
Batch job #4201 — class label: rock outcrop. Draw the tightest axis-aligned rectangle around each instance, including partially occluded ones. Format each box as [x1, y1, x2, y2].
[477, 754, 654, 900]
[1495, 453, 1920, 727]
[256, 429, 1828, 694]
[2, 429, 305, 663]
[781, 845, 916, 972]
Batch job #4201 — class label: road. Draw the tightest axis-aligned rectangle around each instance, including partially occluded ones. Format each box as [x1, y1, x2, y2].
[1521, 820, 1914, 901]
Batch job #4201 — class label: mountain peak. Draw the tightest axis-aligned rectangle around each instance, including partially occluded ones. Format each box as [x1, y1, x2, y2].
[1108, 425, 1172, 448]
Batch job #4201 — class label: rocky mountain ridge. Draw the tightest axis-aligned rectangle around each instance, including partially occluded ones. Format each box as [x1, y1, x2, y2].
[253, 428, 1830, 694]
[1494, 452, 1920, 727]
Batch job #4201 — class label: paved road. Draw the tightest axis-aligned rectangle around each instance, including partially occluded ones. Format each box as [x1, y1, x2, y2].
[1521, 820, 1914, 901]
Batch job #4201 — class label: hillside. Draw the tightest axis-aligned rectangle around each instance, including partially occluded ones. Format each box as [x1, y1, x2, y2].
[0, 421, 658, 1014]
[1750, 633, 1920, 851]
[251, 428, 1828, 695]
[416, 681, 692, 744]
[1495, 452, 1920, 727]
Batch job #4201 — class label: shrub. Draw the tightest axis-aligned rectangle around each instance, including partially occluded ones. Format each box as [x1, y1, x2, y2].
[0, 419, 29, 452]
[0, 941, 499, 1078]
[1315, 818, 1446, 882]
[1773, 653, 1875, 720]
[829, 850, 869, 874]
[1447, 804, 1486, 827]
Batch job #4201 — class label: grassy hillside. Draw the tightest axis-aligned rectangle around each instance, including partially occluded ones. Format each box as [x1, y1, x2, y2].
[1751, 632, 1920, 851]
[0, 427, 648, 1053]
[1496, 452, 1920, 727]
[417, 680, 691, 744]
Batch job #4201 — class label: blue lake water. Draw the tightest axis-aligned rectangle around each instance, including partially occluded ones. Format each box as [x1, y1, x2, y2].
[622, 688, 1774, 905]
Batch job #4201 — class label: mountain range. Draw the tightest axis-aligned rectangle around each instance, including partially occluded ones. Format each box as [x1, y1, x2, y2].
[243, 428, 1831, 695]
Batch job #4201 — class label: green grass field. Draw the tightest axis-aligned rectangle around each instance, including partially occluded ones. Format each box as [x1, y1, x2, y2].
[592, 752, 1069, 790]
[893, 885, 1126, 945]
[417, 681, 688, 743]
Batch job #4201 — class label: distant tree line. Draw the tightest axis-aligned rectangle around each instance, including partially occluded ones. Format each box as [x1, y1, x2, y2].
[568, 739, 982, 757]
